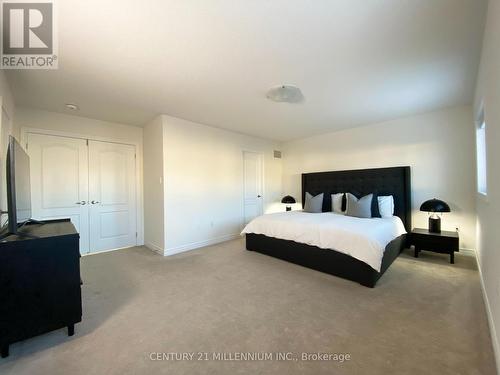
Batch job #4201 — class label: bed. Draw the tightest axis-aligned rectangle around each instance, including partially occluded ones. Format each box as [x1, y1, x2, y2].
[243, 166, 411, 287]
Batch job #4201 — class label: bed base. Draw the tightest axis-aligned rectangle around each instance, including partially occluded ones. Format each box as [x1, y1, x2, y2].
[246, 234, 406, 288]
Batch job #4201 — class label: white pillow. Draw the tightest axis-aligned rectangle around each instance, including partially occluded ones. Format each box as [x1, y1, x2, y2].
[378, 195, 394, 218]
[331, 193, 346, 214]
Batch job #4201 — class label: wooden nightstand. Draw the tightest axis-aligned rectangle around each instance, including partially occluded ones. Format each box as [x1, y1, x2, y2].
[410, 228, 459, 264]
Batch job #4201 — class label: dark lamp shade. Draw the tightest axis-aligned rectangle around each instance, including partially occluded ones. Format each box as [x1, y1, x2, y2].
[281, 195, 296, 204]
[420, 198, 451, 213]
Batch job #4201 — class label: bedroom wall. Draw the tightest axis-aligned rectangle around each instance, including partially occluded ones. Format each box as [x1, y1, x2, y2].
[0, 71, 15, 119]
[13, 107, 143, 145]
[0, 71, 15, 226]
[473, 0, 500, 370]
[282, 105, 477, 250]
[143, 116, 165, 253]
[13, 107, 145, 245]
[161, 114, 283, 255]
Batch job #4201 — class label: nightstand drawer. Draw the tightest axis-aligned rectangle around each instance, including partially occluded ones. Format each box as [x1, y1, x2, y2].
[412, 234, 458, 252]
[410, 228, 459, 264]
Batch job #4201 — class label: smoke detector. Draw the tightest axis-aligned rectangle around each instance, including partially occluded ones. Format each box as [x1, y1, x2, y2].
[266, 85, 303, 103]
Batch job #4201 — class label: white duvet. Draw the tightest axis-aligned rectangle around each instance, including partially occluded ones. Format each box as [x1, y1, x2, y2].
[241, 211, 407, 271]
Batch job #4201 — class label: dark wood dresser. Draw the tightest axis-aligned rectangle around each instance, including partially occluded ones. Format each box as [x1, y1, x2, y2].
[0, 219, 82, 358]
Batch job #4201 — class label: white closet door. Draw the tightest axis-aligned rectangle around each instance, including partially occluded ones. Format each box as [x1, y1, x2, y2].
[88, 140, 137, 253]
[27, 133, 90, 254]
[243, 151, 263, 224]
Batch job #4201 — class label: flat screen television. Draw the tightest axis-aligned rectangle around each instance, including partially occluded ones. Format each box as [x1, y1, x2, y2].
[6, 135, 32, 234]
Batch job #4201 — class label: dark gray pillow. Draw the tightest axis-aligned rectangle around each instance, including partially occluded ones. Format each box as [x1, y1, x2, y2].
[304, 192, 324, 213]
[346, 193, 373, 218]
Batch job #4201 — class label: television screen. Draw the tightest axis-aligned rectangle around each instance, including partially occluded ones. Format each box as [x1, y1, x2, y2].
[6, 136, 32, 233]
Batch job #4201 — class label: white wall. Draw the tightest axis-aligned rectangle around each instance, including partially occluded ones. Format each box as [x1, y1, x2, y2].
[0, 71, 15, 120]
[14, 107, 142, 144]
[159, 115, 282, 255]
[143, 116, 165, 253]
[282, 106, 477, 250]
[474, 0, 500, 371]
[0, 71, 15, 223]
[13, 107, 145, 245]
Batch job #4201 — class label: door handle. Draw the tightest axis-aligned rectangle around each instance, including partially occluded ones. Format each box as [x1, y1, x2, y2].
[257, 195, 262, 198]
[76, 201, 86, 205]
[91, 200, 100, 204]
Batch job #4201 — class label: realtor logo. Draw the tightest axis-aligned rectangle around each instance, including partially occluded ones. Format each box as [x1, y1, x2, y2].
[1, 0, 58, 69]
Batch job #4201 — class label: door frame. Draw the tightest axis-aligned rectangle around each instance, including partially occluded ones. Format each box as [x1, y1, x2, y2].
[242, 150, 264, 227]
[20, 127, 144, 248]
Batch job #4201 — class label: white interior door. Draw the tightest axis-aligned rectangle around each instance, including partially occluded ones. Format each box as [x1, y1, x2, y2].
[243, 151, 263, 224]
[88, 140, 137, 253]
[28, 133, 90, 253]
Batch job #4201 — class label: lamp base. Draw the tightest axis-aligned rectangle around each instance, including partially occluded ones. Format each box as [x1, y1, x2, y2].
[428, 217, 441, 233]
[286, 206, 292, 212]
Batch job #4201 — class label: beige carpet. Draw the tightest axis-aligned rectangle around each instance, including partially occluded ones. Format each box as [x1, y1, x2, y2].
[0, 239, 497, 375]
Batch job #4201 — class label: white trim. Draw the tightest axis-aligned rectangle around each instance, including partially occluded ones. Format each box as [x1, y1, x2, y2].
[81, 245, 133, 257]
[145, 242, 164, 255]
[474, 251, 500, 374]
[459, 248, 475, 257]
[410, 247, 476, 257]
[477, 191, 489, 204]
[20, 126, 144, 247]
[475, 111, 488, 196]
[164, 234, 240, 257]
[21, 127, 136, 147]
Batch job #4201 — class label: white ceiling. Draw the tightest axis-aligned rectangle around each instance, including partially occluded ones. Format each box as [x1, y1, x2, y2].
[7, 0, 487, 141]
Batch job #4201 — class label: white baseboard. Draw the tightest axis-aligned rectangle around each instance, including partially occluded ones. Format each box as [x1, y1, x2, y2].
[163, 233, 241, 257]
[81, 245, 133, 256]
[459, 248, 476, 257]
[474, 252, 500, 374]
[145, 242, 165, 255]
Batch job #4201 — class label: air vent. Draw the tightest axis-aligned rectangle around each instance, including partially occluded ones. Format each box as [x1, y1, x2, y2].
[274, 150, 282, 159]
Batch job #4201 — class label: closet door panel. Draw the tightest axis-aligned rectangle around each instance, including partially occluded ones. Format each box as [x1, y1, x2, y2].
[27, 133, 90, 254]
[88, 141, 136, 252]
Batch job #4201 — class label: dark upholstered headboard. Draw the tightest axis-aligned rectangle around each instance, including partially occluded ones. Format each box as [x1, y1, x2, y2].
[302, 166, 411, 231]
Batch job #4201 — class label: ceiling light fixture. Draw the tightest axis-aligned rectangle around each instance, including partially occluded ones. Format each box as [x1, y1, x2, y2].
[266, 85, 303, 103]
[65, 103, 79, 111]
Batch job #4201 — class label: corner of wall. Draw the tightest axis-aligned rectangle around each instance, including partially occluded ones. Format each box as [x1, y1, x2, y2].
[472, 0, 500, 371]
[144, 242, 165, 256]
[143, 115, 166, 253]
